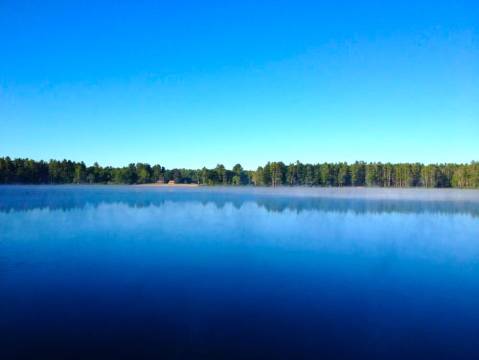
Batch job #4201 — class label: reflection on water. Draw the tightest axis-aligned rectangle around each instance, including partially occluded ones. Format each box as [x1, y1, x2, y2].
[0, 186, 479, 359]
[1, 185, 479, 217]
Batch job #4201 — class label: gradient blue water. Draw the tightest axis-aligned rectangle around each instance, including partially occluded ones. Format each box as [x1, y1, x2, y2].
[1, 186, 479, 359]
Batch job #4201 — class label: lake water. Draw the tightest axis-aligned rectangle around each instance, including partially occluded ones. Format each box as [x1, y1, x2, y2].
[1, 186, 479, 359]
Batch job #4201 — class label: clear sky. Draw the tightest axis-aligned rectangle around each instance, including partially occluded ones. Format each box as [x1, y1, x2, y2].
[1, 1, 478, 169]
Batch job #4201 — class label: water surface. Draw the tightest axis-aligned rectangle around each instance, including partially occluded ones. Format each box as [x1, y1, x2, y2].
[1, 186, 478, 359]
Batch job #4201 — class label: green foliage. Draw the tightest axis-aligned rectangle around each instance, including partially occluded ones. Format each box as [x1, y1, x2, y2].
[0, 156, 478, 188]
[351, 161, 366, 186]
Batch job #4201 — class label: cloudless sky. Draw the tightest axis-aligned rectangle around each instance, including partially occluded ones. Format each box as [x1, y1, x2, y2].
[1, 1, 478, 169]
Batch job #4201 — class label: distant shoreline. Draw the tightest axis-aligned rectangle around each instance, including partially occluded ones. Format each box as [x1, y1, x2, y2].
[135, 183, 200, 188]
[2, 157, 478, 189]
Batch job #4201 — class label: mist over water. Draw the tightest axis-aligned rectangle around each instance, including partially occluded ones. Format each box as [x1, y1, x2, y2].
[1, 185, 479, 216]
[1, 186, 479, 359]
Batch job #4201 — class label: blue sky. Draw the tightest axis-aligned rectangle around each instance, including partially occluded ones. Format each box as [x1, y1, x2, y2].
[1, 1, 478, 169]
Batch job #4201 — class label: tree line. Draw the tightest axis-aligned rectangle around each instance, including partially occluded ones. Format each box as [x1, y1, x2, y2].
[1, 157, 478, 188]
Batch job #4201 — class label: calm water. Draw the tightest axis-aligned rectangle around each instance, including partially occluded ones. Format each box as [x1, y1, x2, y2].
[1, 186, 479, 359]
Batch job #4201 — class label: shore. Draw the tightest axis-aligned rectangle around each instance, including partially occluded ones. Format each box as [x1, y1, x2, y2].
[135, 183, 200, 187]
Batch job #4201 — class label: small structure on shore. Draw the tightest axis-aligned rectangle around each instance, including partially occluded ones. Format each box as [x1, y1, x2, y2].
[168, 180, 176, 185]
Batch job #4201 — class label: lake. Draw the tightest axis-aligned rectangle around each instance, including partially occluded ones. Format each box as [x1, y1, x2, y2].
[1, 185, 479, 359]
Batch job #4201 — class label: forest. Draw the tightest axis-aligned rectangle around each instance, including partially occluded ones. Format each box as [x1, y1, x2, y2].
[0, 157, 478, 188]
